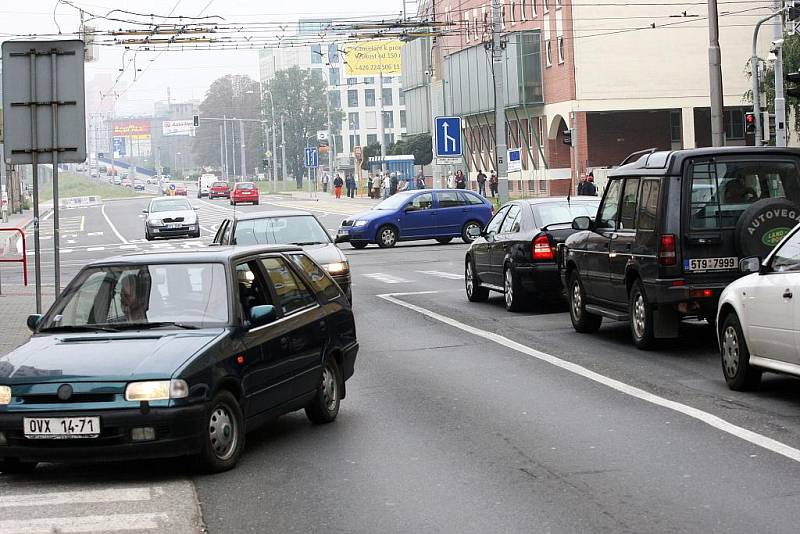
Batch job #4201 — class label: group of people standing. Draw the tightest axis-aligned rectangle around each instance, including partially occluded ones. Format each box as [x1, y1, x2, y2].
[577, 171, 598, 196]
[447, 169, 498, 198]
[322, 173, 358, 199]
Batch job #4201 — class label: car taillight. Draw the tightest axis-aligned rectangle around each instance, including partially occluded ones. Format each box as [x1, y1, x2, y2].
[532, 234, 555, 261]
[659, 234, 676, 266]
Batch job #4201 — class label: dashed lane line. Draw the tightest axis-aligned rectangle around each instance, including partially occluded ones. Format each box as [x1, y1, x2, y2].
[379, 291, 800, 465]
[416, 270, 463, 280]
[363, 273, 412, 284]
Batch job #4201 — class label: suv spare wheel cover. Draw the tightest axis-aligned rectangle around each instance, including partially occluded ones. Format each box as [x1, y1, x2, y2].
[735, 198, 800, 258]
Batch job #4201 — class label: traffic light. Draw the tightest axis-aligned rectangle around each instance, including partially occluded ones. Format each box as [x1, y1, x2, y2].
[193, 115, 199, 127]
[789, 1, 800, 22]
[562, 128, 573, 146]
[787, 71, 800, 98]
[744, 112, 756, 135]
[262, 158, 269, 169]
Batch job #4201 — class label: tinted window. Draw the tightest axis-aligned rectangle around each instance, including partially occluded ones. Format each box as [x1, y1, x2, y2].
[233, 216, 330, 246]
[499, 205, 522, 234]
[289, 254, 342, 301]
[437, 191, 466, 208]
[407, 193, 434, 211]
[619, 178, 640, 230]
[690, 160, 800, 229]
[598, 179, 622, 229]
[236, 183, 255, 190]
[461, 192, 485, 205]
[534, 202, 599, 227]
[771, 230, 800, 272]
[486, 206, 510, 234]
[374, 192, 415, 210]
[261, 257, 317, 315]
[637, 179, 661, 231]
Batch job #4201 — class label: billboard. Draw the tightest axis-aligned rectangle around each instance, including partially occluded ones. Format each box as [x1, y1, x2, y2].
[344, 40, 403, 76]
[112, 119, 150, 140]
[162, 120, 195, 137]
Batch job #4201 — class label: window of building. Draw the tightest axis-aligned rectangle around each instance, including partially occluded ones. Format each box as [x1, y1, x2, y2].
[510, 1, 516, 23]
[384, 133, 395, 146]
[725, 109, 745, 140]
[310, 44, 322, 64]
[329, 67, 340, 86]
[329, 91, 341, 109]
[364, 76, 375, 84]
[555, 0, 562, 7]
[670, 110, 682, 144]
[367, 133, 378, 145]
[384, 76, 394, 84]
[399, 90, 406, 105]
[545, 39, 552, 67]
[365, 89, 376, 107]
[347, 77, 357, 86]
[347, 89, 358, 107]
[333, 135, 343, 154]
[327, 44, 340, 64]
[348, 112, 359, 130]
[365, 111, 377, 129]
[531, 0, 536, 17]
[544, 0, 549, 14]
[349, 134, 361, 149]
[382, 87, 393, 106]
[383, 111, 394, 129]
[400, 110, 407, 128]
[557, 36, 565, 64]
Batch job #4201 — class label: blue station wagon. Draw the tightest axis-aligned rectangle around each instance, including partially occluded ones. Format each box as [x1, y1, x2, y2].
[336, 189, 493, 248]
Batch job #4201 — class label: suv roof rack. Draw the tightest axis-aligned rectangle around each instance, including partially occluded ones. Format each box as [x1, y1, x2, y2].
[619, 148, 658, 167]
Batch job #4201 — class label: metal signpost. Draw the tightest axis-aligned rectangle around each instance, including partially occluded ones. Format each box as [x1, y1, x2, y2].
[2, 40, 86, 312]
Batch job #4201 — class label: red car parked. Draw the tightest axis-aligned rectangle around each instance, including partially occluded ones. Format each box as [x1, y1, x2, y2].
[230, 182, 259, 206]
[175, 184, 188, 196]
[209, 181, 230, 199]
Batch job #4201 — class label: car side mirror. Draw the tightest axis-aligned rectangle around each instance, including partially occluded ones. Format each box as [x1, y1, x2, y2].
[141, 209, 148, 214]
[249, 305, 277, 327]
[572, 216, 592, 231]
[739, 256, 762, 275]
[193, 206, 199, 211]
[27, 314, 43, 332]
[466, 226, 482, 239]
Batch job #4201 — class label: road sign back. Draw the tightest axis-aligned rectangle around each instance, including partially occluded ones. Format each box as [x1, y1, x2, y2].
[435, 116, 462, 159]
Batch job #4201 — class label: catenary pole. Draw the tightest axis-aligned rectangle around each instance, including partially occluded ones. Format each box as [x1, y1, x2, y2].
[492, 0, 509, 203]
[707, 0, 726, 147]
[774, 0, 787, 147]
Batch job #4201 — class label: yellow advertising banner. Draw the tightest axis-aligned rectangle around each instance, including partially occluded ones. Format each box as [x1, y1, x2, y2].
[344, 40, 403, 76]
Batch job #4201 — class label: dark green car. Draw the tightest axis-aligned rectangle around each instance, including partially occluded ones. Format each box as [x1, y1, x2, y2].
[0, 245, 358, 473]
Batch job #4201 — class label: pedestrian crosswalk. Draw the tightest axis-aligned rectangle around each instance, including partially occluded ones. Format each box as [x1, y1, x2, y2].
[26, 239, 209, 256]
[361, 270, 464, 285]
[0, 478, 201, 534]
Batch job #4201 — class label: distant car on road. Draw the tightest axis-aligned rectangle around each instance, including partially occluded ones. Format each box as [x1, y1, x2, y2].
[175, 184, 188, 196]
[209, 181, 230, 199]
[113, 176, 122, 186]
[121, 178, 132, 188]
[465, 197, 600, 311]
[230, 182, 259, 205]
[336, 189, 493, 249]
[717, 222, 800, 391]
[1, 246, 358, 473]
[143, 196, 200, 240]
[197, 174, 218, 198]
[213, 210, 352, 300]
[133, 180, 145, 192]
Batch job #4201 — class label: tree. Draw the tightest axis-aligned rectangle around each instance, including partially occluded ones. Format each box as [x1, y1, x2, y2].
[388, 134, 433, 168]
[745, 33, 800, 139]
[263, 67, 340, 186]
[360, 142, 383, 170]
[192, 75, 263, 177]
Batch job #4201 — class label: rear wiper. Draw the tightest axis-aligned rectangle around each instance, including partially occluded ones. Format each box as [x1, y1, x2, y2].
[40, 325, 120, 333]
[114, 321, 199, 330]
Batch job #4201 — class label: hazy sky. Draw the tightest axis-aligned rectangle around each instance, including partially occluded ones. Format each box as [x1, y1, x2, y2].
[0, 0, 407, 115]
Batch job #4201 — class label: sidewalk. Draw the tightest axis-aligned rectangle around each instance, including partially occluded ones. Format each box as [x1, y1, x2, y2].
[268, 190, 382, 216]
[0, 286, 54, 356]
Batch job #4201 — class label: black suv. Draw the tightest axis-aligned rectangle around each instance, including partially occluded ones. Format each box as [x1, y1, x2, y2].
[561, 147, 800, 349]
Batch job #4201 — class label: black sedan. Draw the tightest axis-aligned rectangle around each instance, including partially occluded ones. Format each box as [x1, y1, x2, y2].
[0, 246, 358, 473]
[213, 210, 352, 301]
[465, 197, 600, 311]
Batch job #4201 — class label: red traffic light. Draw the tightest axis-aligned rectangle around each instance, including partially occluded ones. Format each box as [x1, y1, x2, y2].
[745, 112, 756, 134]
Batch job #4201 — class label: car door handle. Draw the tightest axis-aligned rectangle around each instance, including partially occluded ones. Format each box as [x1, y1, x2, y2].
[280, 337, 290, 348]
[784, 290, 793, 299]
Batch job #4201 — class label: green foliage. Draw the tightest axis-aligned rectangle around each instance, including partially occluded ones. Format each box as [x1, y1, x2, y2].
[360, 142, 384, 170]
[387, 134, 433, 167]
[746, 33, 800, 136]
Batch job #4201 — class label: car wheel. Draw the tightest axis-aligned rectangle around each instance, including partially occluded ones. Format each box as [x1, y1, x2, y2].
[196, 390, 245, 473]
[0, 460, 37, 474]
[721, 312, 762, 391]
[504, 265, 526, 312]
[568, 271, 602, 333]
[629, 279, 655, 350]
[436, 237, 453, 244]
[351, 240, 368, 249]
[377, 225, 398, 248]
[191, 231, 201, 239]
[254, 201, 259, 205]
[465, 258, 489, 302]
[461, 220, 482, 244]
[305, 357, 342, 424]
[145, 231, 153, 241]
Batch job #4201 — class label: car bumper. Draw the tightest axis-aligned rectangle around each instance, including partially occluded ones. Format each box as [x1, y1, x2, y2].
[232, 196, 258, 202]
[209, 192, 229, 198]
[0, 404, 206, 463]
[337, 225, 371, 243]
[516, 263, 563, 295]
[644, 280, 727, 316]
[147, 224, 198, 237]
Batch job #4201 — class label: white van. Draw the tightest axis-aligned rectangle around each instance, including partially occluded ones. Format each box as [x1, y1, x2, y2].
[197, 173, 218, 198]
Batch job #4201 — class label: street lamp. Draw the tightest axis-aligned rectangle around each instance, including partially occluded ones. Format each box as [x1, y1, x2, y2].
[248, 83, 278, 189]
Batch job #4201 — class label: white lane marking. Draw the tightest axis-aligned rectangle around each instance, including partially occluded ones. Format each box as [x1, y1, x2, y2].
[363, 273, 411, 284]
[101, 204, 129, 244]
[119, 244, 139, 250]
[87, 231, 104, 236]
[416, 270, 463, 280]
[378, 293, 800, 464]
[0, 487, 152, 508]
[86, 247, 105, 252]
[0, 512, 169, 533]
[61, 249, 73, 254]
[42, 210, 54, 222]
[66, 239, 76, 244]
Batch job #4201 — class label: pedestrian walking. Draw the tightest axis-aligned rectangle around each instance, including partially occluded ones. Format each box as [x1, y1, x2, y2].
[489, 170, 498, 198]
[455, 170, 466, 189]
[446, 172, 455, 189]
[367, 174, 374, 199]
[322, 172, 329, 193]
[476, 169, 487, 196]
[416, 172, 425, 190]
[333, 174, 344, 199]
[382, 173, 391, 199]
[390, 172, 399, 195]
[352, 173, 359, 198]
[345, 174, 355, 198]
[373, 173, 383, 199]
[582, 172, 597, 196]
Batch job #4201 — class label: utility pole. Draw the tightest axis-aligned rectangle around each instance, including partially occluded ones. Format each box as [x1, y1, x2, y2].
[752, 8, 784, 146]
[491, 0, 509, 203]
[378, 72, 387, 173]
[222, 115, 229, 180]
[280, 114, 287, 182]
[230, 120, 237, 178]
[239, 120, 247, 180]
[219, 125, 224, 177]
[774, 0, 787, 147]
[707, 0, 726, 147]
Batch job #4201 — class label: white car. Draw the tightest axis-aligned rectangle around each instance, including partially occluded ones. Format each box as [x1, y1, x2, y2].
[717, 223, 800, 391]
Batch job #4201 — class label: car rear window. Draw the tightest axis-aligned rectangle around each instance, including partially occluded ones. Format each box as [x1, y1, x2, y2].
[237, 183, 255, 190]
[533, 202, 599, 227]
[689, 159, 800, 229]
[213, 182, 227, 187]
[234, 215, 330, 246]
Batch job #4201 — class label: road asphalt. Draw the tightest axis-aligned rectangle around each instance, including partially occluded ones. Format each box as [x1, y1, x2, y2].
[1, 182, 800, 533]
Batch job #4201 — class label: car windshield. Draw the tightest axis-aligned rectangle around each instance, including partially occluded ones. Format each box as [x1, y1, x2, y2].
[236, 183, 255, 190]
[535, 201, 601, 227]
[213, 182, 227, 187]
[373, 192, 415, 210]
[151, 199, 191, 212]
[39, 263, 229, 330]
[234, 215, 331, 245]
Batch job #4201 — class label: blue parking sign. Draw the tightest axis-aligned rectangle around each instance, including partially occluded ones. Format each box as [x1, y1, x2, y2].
[304, 147, 319, 168]
[435, 116, 462, 158]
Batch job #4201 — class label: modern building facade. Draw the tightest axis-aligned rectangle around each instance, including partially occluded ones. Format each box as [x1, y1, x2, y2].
[404, 0, 775, 195]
